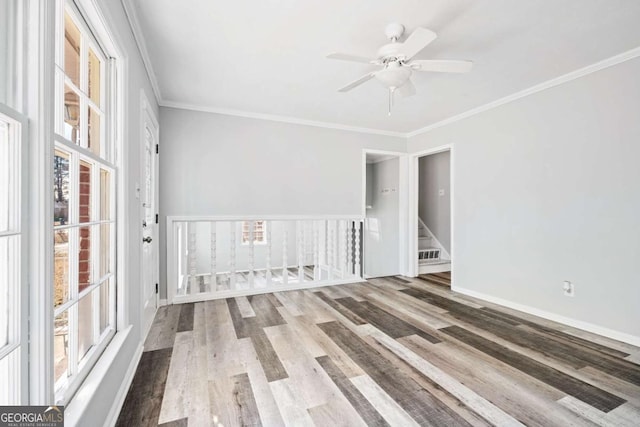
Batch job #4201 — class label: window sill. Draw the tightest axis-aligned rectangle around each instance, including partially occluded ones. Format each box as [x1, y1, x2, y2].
[64, 325, 134, 426]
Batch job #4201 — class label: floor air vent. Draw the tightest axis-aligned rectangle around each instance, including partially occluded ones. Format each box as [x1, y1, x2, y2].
[418, 248, 440, 261]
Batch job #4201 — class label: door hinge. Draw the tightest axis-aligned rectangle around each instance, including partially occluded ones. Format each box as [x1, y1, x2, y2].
[155, 283, 159, 294]
[155, 144, 159, 154]
[155, 213, 159, 224]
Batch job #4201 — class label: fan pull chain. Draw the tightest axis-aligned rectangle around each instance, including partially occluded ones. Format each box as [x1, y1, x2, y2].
[388, 88, 395, 116]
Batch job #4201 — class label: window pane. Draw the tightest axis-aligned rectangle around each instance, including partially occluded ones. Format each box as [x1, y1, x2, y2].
[64, 13, 81, 88]
[99, 223, 110, 277]
[0, 348, 20, 405]
[78, 293, 95, 361]
[79, 160, 92, 223]
[88, 48, 101, 105]
[54, 311, 69, 383]
[0, 120, 9, 232]
[100, 169, 110, 220]
[88, 107, 100, 157]
[99, 281, 110, 335]
[78, 226, 92, 292]
[54, 229, 70, 309]
[54, 150, 70, 225]
[0, 236, 15, 348]
[63, 85, 80, 144]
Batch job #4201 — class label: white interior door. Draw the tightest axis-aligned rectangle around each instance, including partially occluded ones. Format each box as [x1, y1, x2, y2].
[364, 155, 401, 278]
[141, 98, 159, 338]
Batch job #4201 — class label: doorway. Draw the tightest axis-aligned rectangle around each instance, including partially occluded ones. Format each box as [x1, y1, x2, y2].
[140, 94, 159, 338]
[363, 150, 406, 278]
[414, 148, 452, 282]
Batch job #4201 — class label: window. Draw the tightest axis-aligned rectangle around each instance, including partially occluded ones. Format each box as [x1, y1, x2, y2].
[241, 220, 267, 244]
[53, 4, 116, 403]
[0, 110, 25, 405]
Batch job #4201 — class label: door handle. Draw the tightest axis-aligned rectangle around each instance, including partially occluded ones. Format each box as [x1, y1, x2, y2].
[142, 236, 152, 244]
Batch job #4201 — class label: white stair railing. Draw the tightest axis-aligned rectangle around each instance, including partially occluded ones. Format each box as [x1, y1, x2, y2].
[167, 216, 364, 303]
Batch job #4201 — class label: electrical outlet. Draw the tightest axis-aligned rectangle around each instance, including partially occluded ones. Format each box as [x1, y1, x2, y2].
[563, 280, 575, 297]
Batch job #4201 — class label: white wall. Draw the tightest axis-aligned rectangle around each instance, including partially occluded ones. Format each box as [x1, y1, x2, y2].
[364, 158, 400, 277]
[408, 56, 640, 341]
[159, 108, 405, 296]
[418, 151, 451, 252]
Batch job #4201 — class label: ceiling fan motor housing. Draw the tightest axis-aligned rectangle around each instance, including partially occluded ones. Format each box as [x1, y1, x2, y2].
[377, 42, 405, 61]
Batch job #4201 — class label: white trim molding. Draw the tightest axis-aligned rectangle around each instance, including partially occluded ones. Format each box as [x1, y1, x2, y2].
[407, 145, 454, 278]
[454, 287, 640, 348]
[103, 341, 142, 427]
[160, 100, 407, 138]
[407, 46, 640, 138]
[65, 327, 137, 426]
[120, 0, 162, 103]
[114, 12, 640, 141]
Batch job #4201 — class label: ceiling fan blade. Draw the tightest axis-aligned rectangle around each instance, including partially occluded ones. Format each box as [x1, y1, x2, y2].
[395, 79, 416, 98]
[338, 72, 376, 92]
[410, 59, 473, 73]
[401, 27, 437, 60]
[327, 52, 376, 64]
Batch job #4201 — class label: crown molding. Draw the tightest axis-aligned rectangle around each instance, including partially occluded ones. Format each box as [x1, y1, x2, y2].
[121, 0, 162, 104]
[159, 100, 408, 138]
[118, 9, 640, 142]
[406, 46, 640, 138]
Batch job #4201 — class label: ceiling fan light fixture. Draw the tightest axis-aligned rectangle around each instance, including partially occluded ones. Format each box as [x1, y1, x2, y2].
[375, 65, 411, 89]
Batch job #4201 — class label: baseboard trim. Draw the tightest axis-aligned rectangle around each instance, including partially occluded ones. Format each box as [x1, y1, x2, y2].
[158, 299, 168, 307]
[103, 343, 144, 427]
[454, 287, 640, 347]
[418, 262, 451, 275]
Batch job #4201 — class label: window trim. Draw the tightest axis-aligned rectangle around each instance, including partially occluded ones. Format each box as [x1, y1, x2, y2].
[49, 0, 126, 406]
[0, 102, 29, 405]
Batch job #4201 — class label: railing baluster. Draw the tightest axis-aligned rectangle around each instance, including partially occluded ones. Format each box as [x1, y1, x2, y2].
[354, 221, 361, 278]
[313, 221, 320, 281]
[282, 228, 288, 285]
[298, 220, 304, 283]
[266, 220, 272, 285]
[248, 220, 255, 287]
[333, 219, 341, 277]
[327, 221, 334, 280]
[229, 221, 236, 288]
[339, 220, 346, 278]
[346, 221, 353, 277]
[210, 221, 217, 290]
[188, 222, 197, 293]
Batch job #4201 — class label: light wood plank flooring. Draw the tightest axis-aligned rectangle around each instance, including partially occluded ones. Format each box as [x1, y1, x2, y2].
[116, 275, 640, 426]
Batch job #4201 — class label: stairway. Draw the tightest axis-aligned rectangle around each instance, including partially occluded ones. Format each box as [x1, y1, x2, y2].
[417, 219, 451, 274]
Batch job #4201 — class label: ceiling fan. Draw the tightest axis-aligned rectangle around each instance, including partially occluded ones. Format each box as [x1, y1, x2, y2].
[327, 23, 473, 114]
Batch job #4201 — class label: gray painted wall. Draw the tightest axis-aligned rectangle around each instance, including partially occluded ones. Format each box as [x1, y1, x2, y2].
[408, 56, 640, 340]
[159, 107, 405, 296]
[364, 158, 400, 277]
[418, 151, 451, 252]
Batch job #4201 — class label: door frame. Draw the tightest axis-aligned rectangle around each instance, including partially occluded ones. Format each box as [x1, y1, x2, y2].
[408, 145, 454, 283]
[361, 149, 409, 277]
[140, 91, 159, 339]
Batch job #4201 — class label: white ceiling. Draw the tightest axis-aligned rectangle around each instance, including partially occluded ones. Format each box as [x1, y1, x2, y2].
[128, 0, 640, 135]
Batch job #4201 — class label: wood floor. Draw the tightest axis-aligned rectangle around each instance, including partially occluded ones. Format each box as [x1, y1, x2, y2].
[116, 275, 640, 427]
